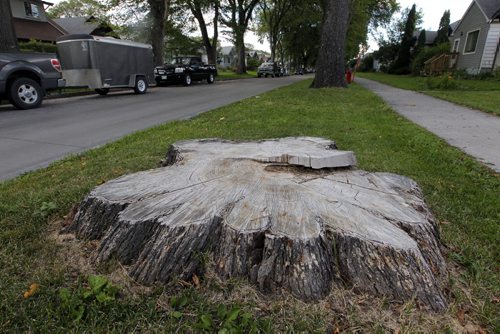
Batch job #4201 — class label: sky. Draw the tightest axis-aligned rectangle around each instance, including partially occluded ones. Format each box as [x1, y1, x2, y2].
[47, 0, 473, 52]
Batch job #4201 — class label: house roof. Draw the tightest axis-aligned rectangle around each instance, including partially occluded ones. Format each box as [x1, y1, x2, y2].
[414, 30, 438, 45]
[449, 20, 461, 32]
[220, 46, 234, 55]
[53, 16, 100, 35]
[475, 0, 500, 20]
[13, 17, 66, 42]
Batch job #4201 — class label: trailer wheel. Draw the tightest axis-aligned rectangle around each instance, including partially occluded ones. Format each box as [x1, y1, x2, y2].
[207, 73, 215, 84]
[134, 76, 148, 94]
[9, 77, 43, 110]
[95, 88, 109, 95]
[184, 73, 192, 86]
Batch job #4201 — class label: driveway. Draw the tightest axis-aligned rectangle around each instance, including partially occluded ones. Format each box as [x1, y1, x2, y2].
[356, 77, 500, 173]
[0, 76, 310, 181]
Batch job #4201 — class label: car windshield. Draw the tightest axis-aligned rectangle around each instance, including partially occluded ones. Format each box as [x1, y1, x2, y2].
[171, 57, 191, 65]
[261, 63, 273, 67]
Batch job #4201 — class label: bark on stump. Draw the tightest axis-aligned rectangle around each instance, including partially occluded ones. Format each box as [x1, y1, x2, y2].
[69, 137, 448, 311]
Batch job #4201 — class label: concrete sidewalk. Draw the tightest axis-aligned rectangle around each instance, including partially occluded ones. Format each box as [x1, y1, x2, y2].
[356, 77, 500, 173]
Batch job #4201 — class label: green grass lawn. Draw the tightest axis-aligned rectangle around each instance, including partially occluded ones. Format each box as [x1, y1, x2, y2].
[0, 80, 498, 332]
[358, 72, 500, 116]
[217, 69, 257, 80]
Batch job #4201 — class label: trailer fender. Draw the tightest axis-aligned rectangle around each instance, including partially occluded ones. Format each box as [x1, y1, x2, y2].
[128, 74, 144, 88]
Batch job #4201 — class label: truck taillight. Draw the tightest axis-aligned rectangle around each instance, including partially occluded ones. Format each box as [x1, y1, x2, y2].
[51, 59, 62, 72]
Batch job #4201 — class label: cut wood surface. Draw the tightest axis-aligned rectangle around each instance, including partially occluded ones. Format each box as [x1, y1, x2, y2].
[69, 137, 448, 310]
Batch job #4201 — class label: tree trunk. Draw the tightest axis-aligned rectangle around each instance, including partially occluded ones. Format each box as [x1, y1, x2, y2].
[148, 0, 169, 66]
[190, 0, 218, 65]
[235, 29, 247, 74]
[0, 0, 19, 52]
[312, 0, 350, 88]
[68, 137, 449, 311]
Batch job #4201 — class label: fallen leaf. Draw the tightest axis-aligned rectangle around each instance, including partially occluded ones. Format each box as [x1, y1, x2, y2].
[457, 308, 466, 325]
[23, 283, 40, 299]
[192, 274, 200, 288]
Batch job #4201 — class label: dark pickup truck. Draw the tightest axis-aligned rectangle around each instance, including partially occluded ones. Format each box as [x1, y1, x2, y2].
[0, 52, 65, 109]
[154, 56, 217, 86]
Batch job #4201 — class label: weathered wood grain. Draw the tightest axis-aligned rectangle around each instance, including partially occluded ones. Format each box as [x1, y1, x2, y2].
[69, 137, 448, 310]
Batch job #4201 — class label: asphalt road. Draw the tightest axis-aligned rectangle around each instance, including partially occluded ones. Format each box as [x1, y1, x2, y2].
[0, 75, 310, 181]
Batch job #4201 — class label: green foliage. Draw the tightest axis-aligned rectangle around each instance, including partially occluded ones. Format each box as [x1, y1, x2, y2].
[36, 201, 58, 218]
[426, 74, 460, 90]
[194, 304, 271, 333]
[374, 5, 423, 71]
[19, 40, 57, 53]
[359, 54, 374, 72]
[411, 42, 450, 75]
[59, 275, 119, 322]
[47, 0, 109, 19]
[246, 57, 262, 71]
[346, 0, 398, 59]
[390, 4, 417, 74]
[435, 10, 451, 45]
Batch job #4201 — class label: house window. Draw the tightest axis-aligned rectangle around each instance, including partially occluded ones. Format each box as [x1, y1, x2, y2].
[453, 39, 460, 52]
[24, 2, 41, 18]
[464, 29, 480, 54]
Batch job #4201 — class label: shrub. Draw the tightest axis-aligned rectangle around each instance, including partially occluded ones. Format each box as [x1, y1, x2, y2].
[359, 55, 374, 72]
[246, 58, 262, 71]
[426, 74, 460, 90]
[411, 43, 451, 76]
[19, 39, 57, 53]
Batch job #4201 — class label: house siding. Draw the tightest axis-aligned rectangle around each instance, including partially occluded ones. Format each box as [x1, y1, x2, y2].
[454, 2, 490, 73]
[481, 23, 500, 70]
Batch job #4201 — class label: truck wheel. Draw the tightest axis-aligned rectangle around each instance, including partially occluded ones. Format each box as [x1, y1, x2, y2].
[134, 76, 148, 94]
[207, 73, 215, 84]
[95, 88, 109, 95]
[9, 77, 43, 110]
[184, 73, 192, 86]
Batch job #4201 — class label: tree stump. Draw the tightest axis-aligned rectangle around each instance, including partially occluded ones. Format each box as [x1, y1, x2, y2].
[69, 137, 448, 311]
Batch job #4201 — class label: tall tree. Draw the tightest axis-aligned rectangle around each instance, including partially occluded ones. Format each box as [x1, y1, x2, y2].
[47, 0, 109, 19]
[278, 0, 322, 72]
[0, 0, 19, 52]
[416, 28, 426, 51]
[185, 0, 220, 65]
[148, 0, 171, 65]
[391, 3, 416, 74]
[312, 0, 351, 88]
[220, 0, 260, 74]
[435, 10, 451, 45]
[258, 0, 294, 61]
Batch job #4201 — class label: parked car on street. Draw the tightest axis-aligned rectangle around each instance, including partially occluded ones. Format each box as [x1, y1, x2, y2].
[56, 34, 154, 95]
[155, 56, 217, 86]
[257, 62, 282, 78]
[0, 52, 65, 109]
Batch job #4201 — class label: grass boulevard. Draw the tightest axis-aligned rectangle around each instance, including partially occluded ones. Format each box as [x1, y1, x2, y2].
[0, 80, 498, 332]
[358, 72, 500, 117]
